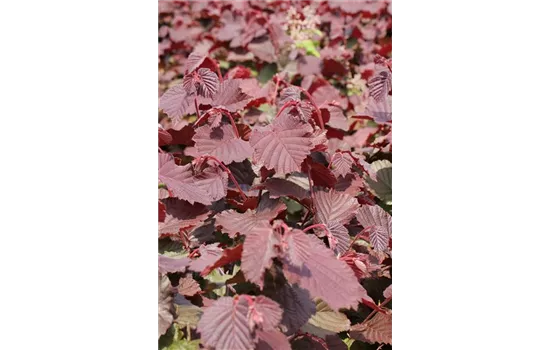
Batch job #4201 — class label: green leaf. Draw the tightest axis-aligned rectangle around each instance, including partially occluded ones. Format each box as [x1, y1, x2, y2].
[258, 63, 278, 83]
[218, 60, 230, 69]
[366, 160, 392, 204]
[165, 339, 200, 350]
[346, 37, 358, 49]
[283, 198, 303, 215]
[312, 28, 324, 37]
[343, 337, 356, 349]
[175, 302, 203, 329]
[300, 298, 351, 337]
[204, 265, 240, 296]
[295, 39, 320, 58]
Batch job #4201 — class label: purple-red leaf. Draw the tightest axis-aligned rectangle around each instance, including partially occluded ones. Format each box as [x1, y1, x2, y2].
[201, 244, 243, 276]
[193, 124, 253, 164]
[270, 283, 316, 335]
[182, 68, 220, 98]
[356, 205, 392, 252]
[158, 153, 211, 205]
[188, 244, 223, 273]
[350, 311, 392, 345]
[158, 198, 209, 237]
[383, 284, 392, 299]
[158, 255, 190, 274]
[260, 178, 309, 201]
[251, 295, 284, 331]
[330, 152, 355, 178]
[256, 330, 292, 350]
[197, 296, 253, 350]
[158, 85, 195, 119]
[282, 231, 365, 310]
[211, 79, 253, 112]
[368, 65, 392, 102]
[242, 221, 278, 288]
[250, 112, 315, 175]
[314, 189, 359, 226]
[178, 275, 201, 296]
[158, 273, 174, 338]
[215, 194, 286, 237]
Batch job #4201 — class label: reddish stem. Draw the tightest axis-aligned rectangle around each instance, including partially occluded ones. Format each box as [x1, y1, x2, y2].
[201, 155, 248, 201]
[307, 165, 316, 206]
[298, 86, 324, 130]
[365, 296, 392, 321]
[274, 100, 299, 119]
[221, 110, 240, 138]
[271, 75, 280, 103]
[216, 65, 223, 82]
[346, 226, 371, 252]
[158, 146, 165, 153]
[303, 223, 328, 233]
[194, 97, 201, 119]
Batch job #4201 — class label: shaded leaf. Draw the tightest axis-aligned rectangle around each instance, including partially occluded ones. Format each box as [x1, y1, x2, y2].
[282, 230, 365, 310]
[350, 311, 392, 345]
[301, 299, 351, 337]
[241, 222, 278, 288]
[188, 244, 223, 273]
[159, 274, 174, 339]
[270, 283, 316, 335]
[193, 124, 253, 164]
[356, 205, 391, 252]
[158, 154, 211, 205]
[257, 330, 292, 350]
[159, 255, 191, 274]
[215, 194, 286, 237]
[158, 198, 210, 237]
[177, 275, 201, 296]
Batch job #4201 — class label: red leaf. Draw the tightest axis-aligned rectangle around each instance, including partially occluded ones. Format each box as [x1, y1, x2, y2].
[201, 244, 243, 276]
[257, 330, 291, 350]
[314, 189, 359, 226]
[193, 124, 253, 164]
[158, 127, 173, 146]
[158, 255, 190, 274]
[241, 222, 278, 288]
[350, 311, 392, 345]
[158, 85, 195, 119]
[304, 160, 337, 188]
[158, 274, 174, 339]
[322, 105, 348, 131]
[178, 275, 201, 296]
[211, 79, 253, 112]
[356, 205, 392, 252]
[259, 178, 309, 201]
[183, 51, 207, 74]
[182, 68, 220, 98]
[282, 230, 365, 310]
[167, 124, 195, 146]
[158, 198, 210, 237]
[215, 194, 286, 237]
[368, 64, 392, 102]
[330, 152, 355, 178]
[250, 112, 315, 175]
[383, 284, 392, 299]
[158, 154, 211, 205]
[252, 296, 284, 331]
[269, 283, 316, 334]
[233, 124, 250, 142]
[248, 39, 277, 63]
[188, 244, 223, 273]
[197, 296, 253, 350]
